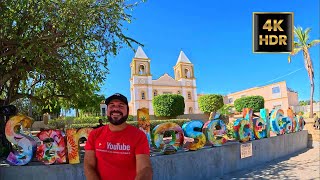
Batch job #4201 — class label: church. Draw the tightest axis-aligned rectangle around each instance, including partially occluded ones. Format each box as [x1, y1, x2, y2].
[128, 46, 200, 116]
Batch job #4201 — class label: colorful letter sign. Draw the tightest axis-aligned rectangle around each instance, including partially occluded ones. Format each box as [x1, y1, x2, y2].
[66, 128, 93, 164]
[270, 109, 286, 135]
[36, 130, 67, 165]
[5, 115, 37, 165]
[205, 119, 227, 146]
[182, 120, 206, 150]
[234, 108, 254, 142]
[254, 109, 268, 139]
[3, 107, 305, 166]
[152, 122, 184, 155]
[137, 108, 152, 147]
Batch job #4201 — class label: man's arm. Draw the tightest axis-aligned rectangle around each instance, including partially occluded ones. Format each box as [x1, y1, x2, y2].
[135, 154, 153, 180]
[84, 150, 100, 180]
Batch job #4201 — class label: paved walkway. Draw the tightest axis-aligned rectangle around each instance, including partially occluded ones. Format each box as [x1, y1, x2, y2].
[222, 142, 320, 180]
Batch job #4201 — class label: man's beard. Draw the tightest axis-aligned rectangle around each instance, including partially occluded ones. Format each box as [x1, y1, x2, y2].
[107, 111, 128, 125]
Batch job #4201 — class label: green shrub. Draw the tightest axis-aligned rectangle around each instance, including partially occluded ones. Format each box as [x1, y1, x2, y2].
[69, 123, 99, 129]
[67, 119, 191, 133]
[198, 94, 224, 113]
[149, 119, 191, 131]
[127, 115, 134, 121]
[218, 104, 233, 116]
[226, 122, 235, 139]
[72, 116, 102, 124]
[152, 94, 185, 118]
[49, 116, 108, 129]
[234, 95, 264, 112]
[48, 118, 67, 129]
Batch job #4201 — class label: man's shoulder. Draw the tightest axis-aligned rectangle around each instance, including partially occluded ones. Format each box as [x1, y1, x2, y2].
[90, 125, 108, 136]
[126, 124, 138, 131]
[127, 124, 145, 135]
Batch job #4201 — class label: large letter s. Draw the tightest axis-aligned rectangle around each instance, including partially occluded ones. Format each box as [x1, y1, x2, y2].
[5, 115, 37, 166]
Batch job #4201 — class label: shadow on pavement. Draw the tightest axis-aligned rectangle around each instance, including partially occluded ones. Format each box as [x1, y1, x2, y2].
[220, 147, 319, 180]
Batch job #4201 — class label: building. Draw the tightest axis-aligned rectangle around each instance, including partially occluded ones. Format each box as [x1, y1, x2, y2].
[128, 46, 200, 116]
[224, 81, 299, 114]
[100, 47, 299, 117]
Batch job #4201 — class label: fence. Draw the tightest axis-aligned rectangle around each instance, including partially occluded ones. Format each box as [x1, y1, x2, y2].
[292, 102, 320, 113]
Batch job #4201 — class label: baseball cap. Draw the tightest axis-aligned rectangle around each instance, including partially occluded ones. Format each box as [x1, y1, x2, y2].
[105, 93, 128, 106]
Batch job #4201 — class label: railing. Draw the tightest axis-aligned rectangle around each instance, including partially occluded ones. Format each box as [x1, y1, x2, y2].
[292, 102, 320, 113]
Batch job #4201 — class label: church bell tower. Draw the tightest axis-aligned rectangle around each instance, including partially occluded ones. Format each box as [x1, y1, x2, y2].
[129, 46, 153, 116]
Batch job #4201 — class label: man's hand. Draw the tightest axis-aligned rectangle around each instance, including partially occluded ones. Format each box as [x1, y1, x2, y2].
[135, 154, 153, 180]
[84, 150, 100, 180]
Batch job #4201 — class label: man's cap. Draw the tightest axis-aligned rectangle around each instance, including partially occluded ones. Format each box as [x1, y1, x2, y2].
[105, 93, 128, 106]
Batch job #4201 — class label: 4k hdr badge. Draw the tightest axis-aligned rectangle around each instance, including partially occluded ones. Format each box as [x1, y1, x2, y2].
[253, 12, 294, 53]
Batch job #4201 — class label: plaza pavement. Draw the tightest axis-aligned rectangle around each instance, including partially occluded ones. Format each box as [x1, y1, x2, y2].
[221, 141, 320, 180]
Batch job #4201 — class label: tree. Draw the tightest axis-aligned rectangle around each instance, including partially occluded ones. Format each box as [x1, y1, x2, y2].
[0, 0, 143, 106]
[152, 94, 185, 118]
[299, 101, 308, 106]
[198, 94, 224, 114]
[0, 0, 144, 152]
[78, 94, 106, 117]
[288, 27, 320, 118]
[10, 98, 43, 120]
[234, 95, 264, 112]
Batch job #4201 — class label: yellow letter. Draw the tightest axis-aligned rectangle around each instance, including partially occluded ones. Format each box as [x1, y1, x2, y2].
[262, 19, 273, 31]
[259, 35, 268, 45]
[273, 19, 284, 31]
[278, 35, 287, 45]
[269, 35, 278, 45]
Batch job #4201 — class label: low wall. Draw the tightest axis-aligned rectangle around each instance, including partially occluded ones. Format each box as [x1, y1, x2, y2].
[133, 114, 210, 121]
[0, 130, 308, 180]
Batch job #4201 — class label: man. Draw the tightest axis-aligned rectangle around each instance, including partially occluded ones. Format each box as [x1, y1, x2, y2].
[313, 113, 319, 130]
[94, 119, 104, 129]
[84, 93, 153, 180]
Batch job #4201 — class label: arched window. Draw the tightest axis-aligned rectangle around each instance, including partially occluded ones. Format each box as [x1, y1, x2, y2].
[177, 91, 181, 94]
[189, 107, 193, 114]
[139, 64, 145, 75]
[187, 92, 191, 100]
[185, 68, 190, 78]
[141, 91, 145, 100]
[153, 90, 158, 97]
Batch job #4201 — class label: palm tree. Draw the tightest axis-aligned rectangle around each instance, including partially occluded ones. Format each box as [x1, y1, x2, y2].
[288, 26, 319, 118]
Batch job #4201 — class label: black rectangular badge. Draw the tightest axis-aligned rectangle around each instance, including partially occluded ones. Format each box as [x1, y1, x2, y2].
[253, 12, 294, 53]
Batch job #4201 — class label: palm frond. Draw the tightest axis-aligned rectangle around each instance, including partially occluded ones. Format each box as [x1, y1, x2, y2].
[304, 27, 311, 42]
[304, 28, 311, 35]
[294, 26, 307, 46]
[291, 47, 302, 56]
[288, 47, 302, 63]
[293, 41, 303, 48]
[308, 39, 320, 48]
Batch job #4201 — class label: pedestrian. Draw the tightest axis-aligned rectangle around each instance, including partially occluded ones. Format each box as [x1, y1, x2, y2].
[94, 119, 104, 129]
[84, 93, 153, 180]
[313, 113, 319, 130]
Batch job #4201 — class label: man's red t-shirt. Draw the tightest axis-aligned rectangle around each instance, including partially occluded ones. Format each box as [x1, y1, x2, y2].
[85, 124, 150, 180]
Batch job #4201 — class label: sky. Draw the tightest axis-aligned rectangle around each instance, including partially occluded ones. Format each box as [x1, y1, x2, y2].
[100, 0, 320, 102]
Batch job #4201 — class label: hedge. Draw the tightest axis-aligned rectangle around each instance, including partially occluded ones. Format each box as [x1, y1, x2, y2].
[50, 118, 191, 131]
[234, 95, 264, 112]
[152, 94, 185, 118]
[198, 94, 224, 113]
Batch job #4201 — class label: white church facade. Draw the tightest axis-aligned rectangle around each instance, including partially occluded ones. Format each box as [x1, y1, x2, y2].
[128, 46, 200, 116]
